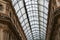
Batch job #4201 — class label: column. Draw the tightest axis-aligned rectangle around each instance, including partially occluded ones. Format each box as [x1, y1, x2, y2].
[0, 29, 3, 40]
[3, 31, 9, 40]
[0, 23, 10, 40]
[3, 24, 10, 40]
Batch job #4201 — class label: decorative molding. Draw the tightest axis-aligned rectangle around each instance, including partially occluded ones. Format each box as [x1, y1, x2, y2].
[0, 4, 3, 11]
[0, 15, 22, 40]
[54, 7, 60, 17]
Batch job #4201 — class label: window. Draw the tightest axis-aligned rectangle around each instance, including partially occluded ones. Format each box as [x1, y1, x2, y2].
[11, 0, 49, 40]
[0, 4, 3, 11]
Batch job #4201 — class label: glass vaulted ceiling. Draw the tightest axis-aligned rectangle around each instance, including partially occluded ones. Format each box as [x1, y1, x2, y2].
[11, 0, 49, 40]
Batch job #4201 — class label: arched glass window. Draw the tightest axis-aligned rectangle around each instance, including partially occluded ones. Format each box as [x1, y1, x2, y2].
[11, 0, 49, 40]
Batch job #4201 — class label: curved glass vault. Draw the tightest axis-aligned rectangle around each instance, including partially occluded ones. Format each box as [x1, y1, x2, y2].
[11, 0, 49, 40]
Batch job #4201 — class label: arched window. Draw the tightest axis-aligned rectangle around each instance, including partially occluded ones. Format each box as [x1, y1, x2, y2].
[0, 4, 3, 11]
[11, 0, 49, 40]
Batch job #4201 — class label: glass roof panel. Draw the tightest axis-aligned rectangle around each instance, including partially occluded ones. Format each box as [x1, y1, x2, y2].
[11, 0, 49, 40]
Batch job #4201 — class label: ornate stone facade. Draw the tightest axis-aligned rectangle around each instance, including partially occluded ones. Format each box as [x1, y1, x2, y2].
[0, 0, 27, 40]
[46, 0, 60, 40]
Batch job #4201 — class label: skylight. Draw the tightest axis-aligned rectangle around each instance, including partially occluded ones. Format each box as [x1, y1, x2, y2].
[11, 0, 49, 40]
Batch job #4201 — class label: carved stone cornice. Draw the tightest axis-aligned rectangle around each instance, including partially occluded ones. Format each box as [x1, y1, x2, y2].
[0, 13, 22, 40]
[0, 14, 11, 23]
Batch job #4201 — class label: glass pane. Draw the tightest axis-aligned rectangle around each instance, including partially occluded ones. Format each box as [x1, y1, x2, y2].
[11, 0, 49, 40]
